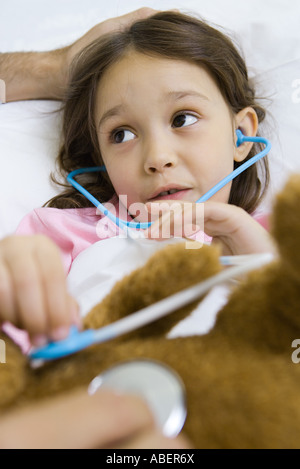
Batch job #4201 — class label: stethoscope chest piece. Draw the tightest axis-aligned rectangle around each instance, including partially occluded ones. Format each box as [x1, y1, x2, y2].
[88, 359, 187, 437]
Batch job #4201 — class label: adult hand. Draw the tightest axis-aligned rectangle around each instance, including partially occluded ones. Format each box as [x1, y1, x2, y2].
[1, 7, 157, 101]
[0, 388, 191, 449]
[66, 8, 157, 66]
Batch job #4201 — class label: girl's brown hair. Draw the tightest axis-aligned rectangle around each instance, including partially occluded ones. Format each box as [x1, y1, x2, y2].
[46, 11, 269, 214]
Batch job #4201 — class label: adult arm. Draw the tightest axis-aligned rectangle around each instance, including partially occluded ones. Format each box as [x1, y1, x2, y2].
[0, 8, 156, 102]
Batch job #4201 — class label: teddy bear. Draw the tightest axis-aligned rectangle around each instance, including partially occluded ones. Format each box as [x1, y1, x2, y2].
[1, 173, 300, 449]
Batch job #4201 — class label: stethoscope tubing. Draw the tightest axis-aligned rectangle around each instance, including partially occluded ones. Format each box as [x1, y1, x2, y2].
[30, 131, 272, 362]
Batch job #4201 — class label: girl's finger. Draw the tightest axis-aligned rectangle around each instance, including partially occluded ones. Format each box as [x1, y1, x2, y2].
[10, 251, 47, 342]
[1, 235, 75, 345]
[33, 236, 74, 342]
[0, 260, 17, 325]
[146, 202, 204, 240]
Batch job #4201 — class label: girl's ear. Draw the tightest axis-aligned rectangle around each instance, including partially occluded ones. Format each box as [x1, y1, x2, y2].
[234, 107, 258, 163]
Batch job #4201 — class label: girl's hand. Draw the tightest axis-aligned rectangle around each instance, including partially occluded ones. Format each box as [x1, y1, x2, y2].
[0, 235, 80, 346]
[145, 200, 276, 256]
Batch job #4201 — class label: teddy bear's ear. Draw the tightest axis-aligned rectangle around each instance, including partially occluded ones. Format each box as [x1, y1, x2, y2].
[84, 241, 222, 339]
[271, 174, 300, 274]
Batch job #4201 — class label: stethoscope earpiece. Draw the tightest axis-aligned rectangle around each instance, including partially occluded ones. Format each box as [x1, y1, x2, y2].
[235, 128, 245, 147]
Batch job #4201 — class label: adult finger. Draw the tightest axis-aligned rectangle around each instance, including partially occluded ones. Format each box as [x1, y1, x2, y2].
[68, 8, 158, 62]
[116, 7, 159, 28]
[117, 429, 193, 449]
[0, 389, 154, 449]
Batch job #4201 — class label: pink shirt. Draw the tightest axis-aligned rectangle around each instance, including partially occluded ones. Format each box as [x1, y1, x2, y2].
[15, 196, 126, 274]
[16, 207, 106, 274]
[3, 196, 124, 351]
[14, 197, 215, 273]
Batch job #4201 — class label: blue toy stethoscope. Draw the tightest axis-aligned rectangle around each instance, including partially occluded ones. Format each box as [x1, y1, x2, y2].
[29, 129, 272, 363]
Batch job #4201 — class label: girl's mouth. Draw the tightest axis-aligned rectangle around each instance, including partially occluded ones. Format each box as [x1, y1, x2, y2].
[148, 188, 191, 202]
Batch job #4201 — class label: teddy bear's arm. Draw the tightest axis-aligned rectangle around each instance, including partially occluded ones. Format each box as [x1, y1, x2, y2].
[83, 242, 222, 339]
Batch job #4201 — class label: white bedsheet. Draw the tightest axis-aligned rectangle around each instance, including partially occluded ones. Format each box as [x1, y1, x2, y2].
[67, 235, 229, 337]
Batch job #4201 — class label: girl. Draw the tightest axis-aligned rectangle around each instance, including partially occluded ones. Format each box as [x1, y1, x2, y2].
[1, 11, 274, 346]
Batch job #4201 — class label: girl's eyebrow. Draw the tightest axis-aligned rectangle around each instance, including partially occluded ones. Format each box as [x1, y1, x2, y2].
[166, 90, 210, 102]
[98, 104, 125, 129]
[98, 90, 210, 129]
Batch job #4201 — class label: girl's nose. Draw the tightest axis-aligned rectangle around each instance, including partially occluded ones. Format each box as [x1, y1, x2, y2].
[143, 140, 178, 174]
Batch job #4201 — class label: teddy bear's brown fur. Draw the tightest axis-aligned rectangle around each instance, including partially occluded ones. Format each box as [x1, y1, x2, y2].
[1, 174, 300, 449]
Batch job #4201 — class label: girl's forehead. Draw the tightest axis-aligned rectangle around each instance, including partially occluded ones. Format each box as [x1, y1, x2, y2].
[95, 51, 223, 107]
[99, 51, 210, 84]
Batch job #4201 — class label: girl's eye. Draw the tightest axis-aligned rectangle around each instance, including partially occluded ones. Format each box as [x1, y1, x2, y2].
[112, 129, 135, 144]
[172, 113, 198, 128]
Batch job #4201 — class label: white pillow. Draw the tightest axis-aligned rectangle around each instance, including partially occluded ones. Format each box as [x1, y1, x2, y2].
[0, 101, 62, 237]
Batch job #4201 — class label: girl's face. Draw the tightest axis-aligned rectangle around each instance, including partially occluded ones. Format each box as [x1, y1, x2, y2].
[95, 52, 242, 218]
